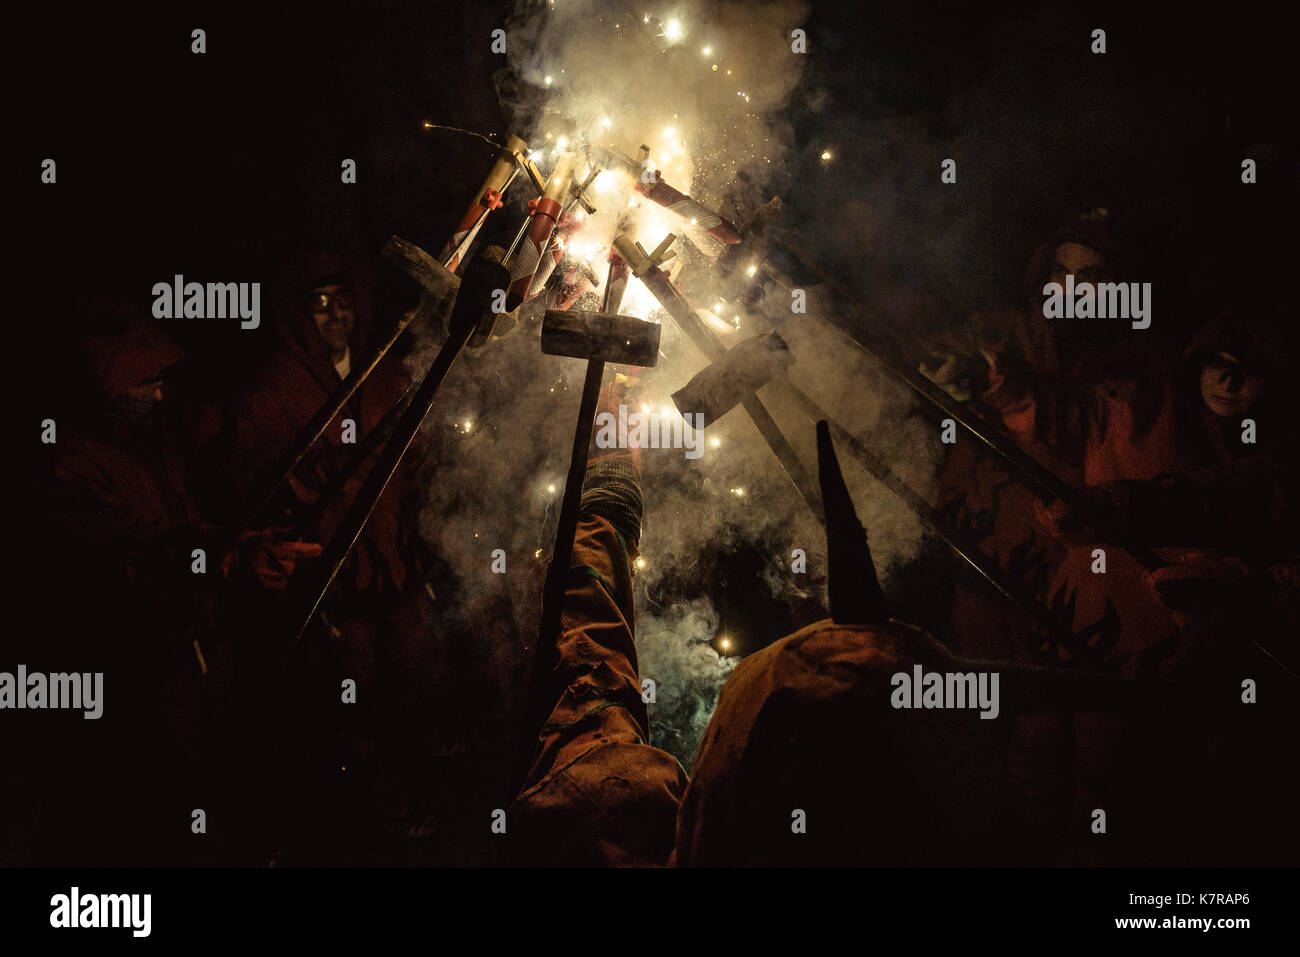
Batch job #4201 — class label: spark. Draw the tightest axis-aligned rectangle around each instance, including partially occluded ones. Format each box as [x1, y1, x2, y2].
[747, 264, 757, 277]
[702, 45, 712, 56]
[547, 484, 557, 494]
[731, 487, 745, 497]
[663, 126, 676, 139]
[643, 13, 649, 23]
[535, 549, 542, 559]
[463, 421, 473, 432]
[601, 116, 612, 128]
[635, 557, 646, 570]
[664, 18, 683, 41]
[529, 150, 543, 162]
[544, 75, 553, 87]
[556, 135, 569, 149]
[821, 149, 833, 162]
[710, 437, 721, 448]
[719, 636, 731, 651]
[713, 302, 723, 313]
[712, 64, 718, 71]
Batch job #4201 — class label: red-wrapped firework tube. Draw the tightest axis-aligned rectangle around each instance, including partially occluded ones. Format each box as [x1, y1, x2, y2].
[552, 260, 600, 311]
[635, 170, 741, 245]
[526, 211, 584, 301]
[505, 153, 575, 310]
[603, 253, 629, 313]
[440, 134, 528, 271]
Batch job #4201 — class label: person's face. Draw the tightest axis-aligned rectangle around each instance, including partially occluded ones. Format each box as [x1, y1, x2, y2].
[1050, 242, 1111, 291]
[309, 284, 355, 354]
[1200, 351, 1264, 418]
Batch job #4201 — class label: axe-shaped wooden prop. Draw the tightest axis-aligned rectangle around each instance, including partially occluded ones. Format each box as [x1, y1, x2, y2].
[614, 231, 824, 524]
[674, 331, 1083, 648]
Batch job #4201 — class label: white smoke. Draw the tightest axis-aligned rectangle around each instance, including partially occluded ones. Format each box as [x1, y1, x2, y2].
[408, 0, 944, 766]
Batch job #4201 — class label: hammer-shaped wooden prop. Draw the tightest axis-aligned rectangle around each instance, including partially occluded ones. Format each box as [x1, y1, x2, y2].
[521, 255, 660, 758]
[535, 258, 660, 641]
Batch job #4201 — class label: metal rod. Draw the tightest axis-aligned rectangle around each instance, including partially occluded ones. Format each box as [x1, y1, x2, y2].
[230, 276, 447, 543]
[282, 257, 506, 661]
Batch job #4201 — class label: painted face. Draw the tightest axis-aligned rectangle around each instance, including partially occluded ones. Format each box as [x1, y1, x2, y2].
[309, 284, 355, 355]
[1200, 351, 1264, 417]
[1049, 242, 1111, 293]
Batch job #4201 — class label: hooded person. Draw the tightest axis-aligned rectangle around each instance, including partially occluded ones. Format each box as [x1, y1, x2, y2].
[1040, 305, 1300, 673]
[232, 250, 425, 677]
[926, 212, 1203, 669]
[673, 424, 1256, 867]
[26, 313, 319, 866]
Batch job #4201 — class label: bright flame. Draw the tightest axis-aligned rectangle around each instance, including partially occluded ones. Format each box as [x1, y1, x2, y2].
[664, 18, 683, 41]
[594, 169, 619, 194]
